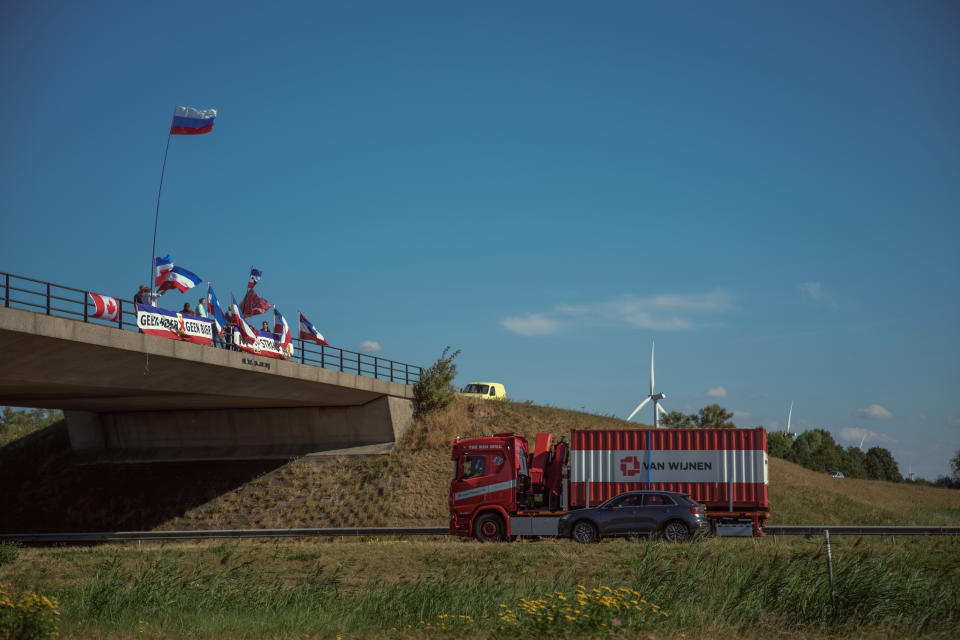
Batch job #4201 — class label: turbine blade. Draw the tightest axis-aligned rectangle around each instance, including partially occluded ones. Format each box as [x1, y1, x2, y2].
[656, 403, 667, 415]
[626, 396, 651, 421]
[650, 342, 655, 395]
[787, 401, 793, 433]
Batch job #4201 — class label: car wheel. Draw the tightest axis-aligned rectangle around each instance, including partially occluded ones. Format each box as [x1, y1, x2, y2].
[473, 513, 506, 542]
[571, 520, 598, 543]
[662, 520, 689, 543]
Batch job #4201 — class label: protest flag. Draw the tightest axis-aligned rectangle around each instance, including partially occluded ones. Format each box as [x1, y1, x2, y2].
[273, 307, 292, 349]
[206, 284, 228, 336]
[298, 311, 327, 345]
[158, 265, 202, 293]
[240, 288, 272, 317]
[170, 106, 217, 135]
[154, 255, 174, 288]
[230, 294, 258, 343]
[248, 268, 262, 288]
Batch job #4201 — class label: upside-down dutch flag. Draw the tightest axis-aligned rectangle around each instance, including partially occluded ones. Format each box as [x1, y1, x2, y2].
[206, 285, 228, 337]
[154, 255, 174, 288]
[273, 307, 292, 349]
[170, 106, 217, 135]
[298, 311, 327, 345]
[158, 265, 202, 293]
[230, 294, 258, 343]
[88, 293, 119, 321]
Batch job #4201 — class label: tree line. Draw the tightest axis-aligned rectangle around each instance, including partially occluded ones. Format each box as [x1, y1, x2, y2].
[660, 404, 959, 488]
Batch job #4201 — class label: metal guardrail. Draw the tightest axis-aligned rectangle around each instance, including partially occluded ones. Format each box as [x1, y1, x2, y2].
[0, 271, 423, 385]
[0, 527, 450, 544]
[2, 525, 958, 544]
[764, 525, 960, 536]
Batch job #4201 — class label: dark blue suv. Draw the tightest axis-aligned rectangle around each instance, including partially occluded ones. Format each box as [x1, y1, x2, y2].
[558, 490, 709, 543]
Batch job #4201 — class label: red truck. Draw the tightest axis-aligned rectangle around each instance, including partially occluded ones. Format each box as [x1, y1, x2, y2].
[450, 427, 769, 540]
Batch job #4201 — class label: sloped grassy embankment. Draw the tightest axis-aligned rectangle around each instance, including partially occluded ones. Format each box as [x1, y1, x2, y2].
[1, 398, 958, 532]
[161, 396, 960, 530]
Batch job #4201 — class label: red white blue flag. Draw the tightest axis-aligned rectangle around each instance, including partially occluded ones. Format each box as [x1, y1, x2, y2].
[273, 307, 292, 349]
[298, 311, 327, 345]
[158, 265, 202, 293]
[89, 293, 119, 321]
[206, 285, 228, 337]
[230, 294, 258, 343]
[154, 255, 174, 288]
[170, 106, 217, 135]
[248, 268, 262, 288]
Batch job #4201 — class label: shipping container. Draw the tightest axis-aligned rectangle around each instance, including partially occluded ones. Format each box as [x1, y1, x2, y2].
[569, 428, 769, 513]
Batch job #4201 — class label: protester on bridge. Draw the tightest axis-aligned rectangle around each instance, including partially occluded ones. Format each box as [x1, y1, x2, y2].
[261, 321, 270, 333]
[181, 302, 193, 316]
[196, 298, 208, 318]
[134, 285, 149, 305]
[224, 308, 238, 351]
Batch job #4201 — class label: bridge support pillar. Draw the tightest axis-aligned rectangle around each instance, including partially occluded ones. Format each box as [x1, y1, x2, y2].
[65, 410, 107, 452]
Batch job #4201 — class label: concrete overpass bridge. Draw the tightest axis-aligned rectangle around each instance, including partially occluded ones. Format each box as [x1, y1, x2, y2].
[0, 272, 423, 462]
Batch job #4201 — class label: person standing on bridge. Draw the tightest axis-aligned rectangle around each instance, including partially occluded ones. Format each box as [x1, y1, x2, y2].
[196, 297, 208, 318]
[134, 285, 149, 306]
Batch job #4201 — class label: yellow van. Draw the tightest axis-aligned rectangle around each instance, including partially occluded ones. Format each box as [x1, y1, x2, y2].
[460, 382, 507, 400]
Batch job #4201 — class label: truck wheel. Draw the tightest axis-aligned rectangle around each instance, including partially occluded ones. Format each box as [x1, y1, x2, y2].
[473, 513, 506, 542]
[571, 520, 598, 544]
[662, 520, 689, 543]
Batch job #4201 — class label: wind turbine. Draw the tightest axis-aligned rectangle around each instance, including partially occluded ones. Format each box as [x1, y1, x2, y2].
[859, 433, 867, 451]
[626, 342, 668, 428]
[786, 401, 794, 434]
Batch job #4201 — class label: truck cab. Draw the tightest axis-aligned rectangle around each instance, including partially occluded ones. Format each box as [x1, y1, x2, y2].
[449, 433, 568, 541]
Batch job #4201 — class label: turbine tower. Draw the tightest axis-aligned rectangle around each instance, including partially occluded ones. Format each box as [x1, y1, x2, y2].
[626, 342, 668, 428]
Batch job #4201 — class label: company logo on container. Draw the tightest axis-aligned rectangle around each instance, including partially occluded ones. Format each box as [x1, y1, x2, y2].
[620, 456, 642, 477]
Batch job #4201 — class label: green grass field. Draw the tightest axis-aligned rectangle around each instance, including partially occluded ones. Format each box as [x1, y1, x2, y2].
[1, 535, 958, 639]
[2, 398, 959, 638]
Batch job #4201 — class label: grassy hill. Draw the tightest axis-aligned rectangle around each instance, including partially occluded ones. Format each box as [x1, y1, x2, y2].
[2, 398, 958, 532]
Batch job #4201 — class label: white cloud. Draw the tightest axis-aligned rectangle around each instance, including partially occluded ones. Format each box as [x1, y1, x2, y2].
[839, 427, 896, 446]
[359, 340, 382, 353]
[502, 289, 731, 336]
[707, 386, 727, 398]
[799, 281, 837, 307]
[733, 410, 751, 420]
[856, 404, 893, 420]
[501, 313, 560, 336]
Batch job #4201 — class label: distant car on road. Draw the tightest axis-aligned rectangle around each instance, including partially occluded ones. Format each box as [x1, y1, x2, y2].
[459, 382, 507, 400]
[827, 470, 845, 478]
[558, 490, 709, 543]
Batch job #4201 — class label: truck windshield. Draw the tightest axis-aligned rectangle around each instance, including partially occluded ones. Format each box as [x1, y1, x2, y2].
[462, 455, 487, 479]
[464, 384, 490, 394]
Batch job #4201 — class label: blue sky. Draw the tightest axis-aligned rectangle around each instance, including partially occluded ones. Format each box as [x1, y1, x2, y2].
[1, 1, 957, 479]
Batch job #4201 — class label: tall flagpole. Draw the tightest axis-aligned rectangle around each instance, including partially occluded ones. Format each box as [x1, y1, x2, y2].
[149, 122, 173, 298]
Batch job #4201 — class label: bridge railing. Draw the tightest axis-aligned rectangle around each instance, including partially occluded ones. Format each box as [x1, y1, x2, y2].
[1, 271, 423, 385]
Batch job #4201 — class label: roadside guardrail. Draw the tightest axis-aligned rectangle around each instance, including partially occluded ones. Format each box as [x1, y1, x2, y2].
[763, 525, 960, 536]
[2, 525, 958, 544]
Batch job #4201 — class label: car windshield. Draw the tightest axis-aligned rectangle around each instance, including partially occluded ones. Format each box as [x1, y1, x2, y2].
[464, 384, 490, 394]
